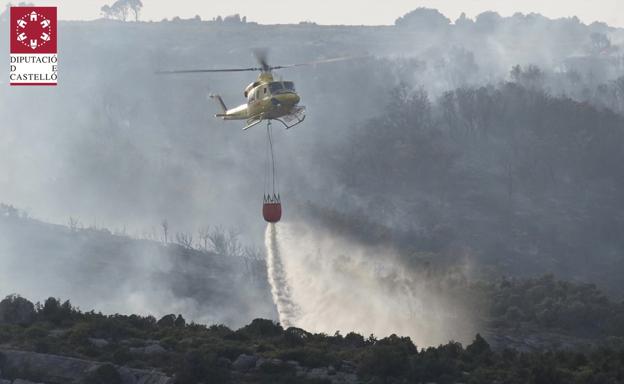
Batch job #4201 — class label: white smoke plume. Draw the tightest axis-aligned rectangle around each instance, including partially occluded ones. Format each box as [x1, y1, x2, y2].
[267, 220, 480, 347]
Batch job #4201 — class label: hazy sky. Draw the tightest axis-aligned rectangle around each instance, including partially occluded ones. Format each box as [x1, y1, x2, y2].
[17, 0, 624, 28]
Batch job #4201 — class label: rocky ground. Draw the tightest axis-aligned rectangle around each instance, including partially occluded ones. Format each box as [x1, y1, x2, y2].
[0, 347, 360, 384]
[0, 348, 173, 384]
[228, 353, 359, 384]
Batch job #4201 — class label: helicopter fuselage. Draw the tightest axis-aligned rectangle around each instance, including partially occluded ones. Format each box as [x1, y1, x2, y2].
[212, 72, 304, 129]
[158, 52, 360, 129]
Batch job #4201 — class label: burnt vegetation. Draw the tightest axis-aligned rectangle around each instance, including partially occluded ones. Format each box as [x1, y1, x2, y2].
[323, 81, 624, 296]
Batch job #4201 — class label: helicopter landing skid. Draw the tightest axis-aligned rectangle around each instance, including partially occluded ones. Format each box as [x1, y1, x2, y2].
[243, 118, 264, 130]
[274, 106, 306, 129]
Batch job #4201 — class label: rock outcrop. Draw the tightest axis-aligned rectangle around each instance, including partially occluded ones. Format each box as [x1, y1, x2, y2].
[232, 353, 359, 383]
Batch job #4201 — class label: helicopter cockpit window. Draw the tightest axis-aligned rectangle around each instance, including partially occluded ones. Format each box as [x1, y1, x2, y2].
[283, 81, 295, 91]
[269, 82, 284, 94]
[249, 87, 261, 102]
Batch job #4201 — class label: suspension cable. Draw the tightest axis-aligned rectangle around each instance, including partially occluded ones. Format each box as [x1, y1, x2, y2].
[264, 121, 270, 200]
[266, 120, 279, 201]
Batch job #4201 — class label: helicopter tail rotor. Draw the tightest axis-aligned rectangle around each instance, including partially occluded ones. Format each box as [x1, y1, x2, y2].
[209, 94, 228, 114]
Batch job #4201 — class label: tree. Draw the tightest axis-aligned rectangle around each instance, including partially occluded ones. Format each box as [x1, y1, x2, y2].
[68, 216, 80, 232]
[100, 0, 142, 21]
[100, 5, 113, 19]
[205, 226, 243, 256]
[465, 334, 490, 357]
[161, 219, 169, 244]
[395, 8, 450, 30]
[590, 32, 611, 53]
[40, 297, 76, 325]
[455, 12, 473, 28]
[510, 64, 543, 88]
[127, 0, 142, 21]
[0, 295, 35, 325]
[175, 232, 194, 249]
[225, 14, 238, 23]
[1, 204, 19, 218]
[198, 227, 210, 250]
[157, 314, 176, 327]
[475, 11, 502, 32]
[175, 314, 186, 327]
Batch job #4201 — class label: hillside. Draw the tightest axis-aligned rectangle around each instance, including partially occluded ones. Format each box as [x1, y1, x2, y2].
[1, 7, 624, 381]
[1, 289, 624, 384]
[0, 204, 274, 327]
[1, 10, 623, 298]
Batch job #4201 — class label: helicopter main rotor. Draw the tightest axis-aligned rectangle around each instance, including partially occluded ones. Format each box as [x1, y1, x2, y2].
[156, 50, 364, 75]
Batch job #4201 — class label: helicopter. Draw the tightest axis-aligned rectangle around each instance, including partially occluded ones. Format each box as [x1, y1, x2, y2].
[157, 51, 357, 130]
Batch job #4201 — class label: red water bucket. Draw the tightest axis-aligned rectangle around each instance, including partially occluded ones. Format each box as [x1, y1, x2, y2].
[263, 202, 282, 223]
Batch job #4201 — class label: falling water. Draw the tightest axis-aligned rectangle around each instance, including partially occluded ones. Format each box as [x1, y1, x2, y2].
[269, 222, 479, 346]
[264, 223, 298, 327]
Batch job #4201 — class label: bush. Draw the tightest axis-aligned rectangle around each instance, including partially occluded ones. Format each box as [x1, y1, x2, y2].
[358, 344, 410, 378]
[112, 347, 132, 365]
[238, 319, 283, 338]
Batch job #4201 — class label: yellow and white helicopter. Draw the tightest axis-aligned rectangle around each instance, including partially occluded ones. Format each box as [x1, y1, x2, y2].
[158, 51, 356, 130]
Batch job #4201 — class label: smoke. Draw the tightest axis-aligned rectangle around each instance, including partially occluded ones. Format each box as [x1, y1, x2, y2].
[264, 223, 299, 327]
[0, 215, 275, 327]
[268, 220, 480, 347]
[0, 12, 622, 340]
